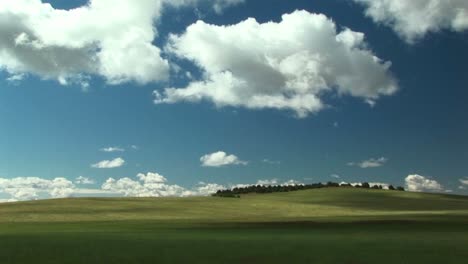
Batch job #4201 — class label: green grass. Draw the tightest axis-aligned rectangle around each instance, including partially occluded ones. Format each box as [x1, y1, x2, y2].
[1, 188, 467, 263]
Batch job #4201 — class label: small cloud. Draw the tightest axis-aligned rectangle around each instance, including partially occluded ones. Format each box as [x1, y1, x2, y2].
[91, 158, 125, 169]
[333, 122, 339, 128]
[348, 157, 388, 168]
[100, 147, 125, 152]
[459, 177, 468, 186]
[200, 151, 248, 167]
[130, 145, 139, 150]
[459, 177, 468, 190]
[405, 174, 443, 192]
[75, 176, 95, 185]
[262, 159, 281, 165]
[330, 174, 341, 179]
[6, 73, 25, 82]
[256, 179, 279, 186]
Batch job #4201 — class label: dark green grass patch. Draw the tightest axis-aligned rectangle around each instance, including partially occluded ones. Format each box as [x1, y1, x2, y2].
[0, 221, 467, 264]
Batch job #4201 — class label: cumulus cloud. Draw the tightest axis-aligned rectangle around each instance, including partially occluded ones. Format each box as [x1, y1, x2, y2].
[0, 0, 246, 85]
[353, 0, 468, 43]
[0, 0, 172, 85]
[348, 157, 388, 168]
[340, 181, 391, 189]
[331, 174, 341, 179]
[195, 182, 226, 195]
[0, 174, 308, 202]
[0, 177, 75, 200]
[75, 176, 95, 185]
[200, 151, 248, 167]
[155, 10, 398, 117]
[102, 172, 223, 197]
[405, 174, 443, 192]
[460, 177, 468, 185]
[91, 157, 125, 169]
[459, 177, 468, 189]
[233, 179, 304, 188]
[102, 172, 186, 197]
[100, 147, 125, 153]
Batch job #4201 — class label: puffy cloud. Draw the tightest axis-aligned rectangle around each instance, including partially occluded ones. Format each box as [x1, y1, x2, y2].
[238, 179, 304, 187]
[331, 174, 341, 179]
[100, 147, 125, 152]
[459, 177, 468, 189]
[353, 0, 468, 43]
[102, 172, 221, 197]
[339, 181, 391, 189]
[0, 174, 317, 202]
[91, 157, 125, 169]
[0, 0, 246, 85]
[155, 10, 397, 117]
[200, 151, 248, 167]
[0, 0, 171, 85]
[460, 177, 468, 186]
[0, 177, 75, 200]
[369, 182, 390, 189]
[405, 174, 443, 192]
[195, 183, 226, 195]
[348, 157, 388, 168]
[75, 176, 95, 185]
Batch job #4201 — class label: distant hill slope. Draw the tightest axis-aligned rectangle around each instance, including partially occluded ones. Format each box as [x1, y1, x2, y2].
[1, 188, 467, 223]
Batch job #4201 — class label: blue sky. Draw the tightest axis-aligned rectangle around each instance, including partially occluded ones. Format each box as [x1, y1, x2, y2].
[1, 0, 467, 201]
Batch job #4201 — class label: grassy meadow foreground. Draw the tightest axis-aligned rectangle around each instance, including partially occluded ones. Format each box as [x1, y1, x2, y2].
[1, 188, 468, 263]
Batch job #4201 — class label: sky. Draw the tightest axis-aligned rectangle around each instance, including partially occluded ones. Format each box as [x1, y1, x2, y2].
[1, 0, 468, 201]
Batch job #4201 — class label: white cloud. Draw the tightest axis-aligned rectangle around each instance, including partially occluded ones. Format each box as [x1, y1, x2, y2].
[0, 174, 305, 202]
[0, 177, 75, 201]
[348, 157, 388, 168]
[369, 182, 390, 189]
[0, 0, 246, 85]
[75, 176, 95, 185]
[262, 159, 281, 165]
[460, 177, 468, 186]
[200, 151, 248, 167]
[331, 174, 341, 179]
[91, 157, 125, 169]
[237, 179, 304, 187]
[405, 174, 443, 192]
[353, 0, 468, 43]
[0, 0, 171, 85]
[212, 0, 244, 14]
[155, 10, 398, 118]
[459, 177, 468, 189]
[102, 172, 222, 197]
[195, 183, 226, 195]
[255, 179, 279, 186]
[100, 147, 125, 152]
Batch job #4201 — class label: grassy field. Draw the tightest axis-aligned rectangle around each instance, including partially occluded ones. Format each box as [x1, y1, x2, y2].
[1, 188, 467, 263]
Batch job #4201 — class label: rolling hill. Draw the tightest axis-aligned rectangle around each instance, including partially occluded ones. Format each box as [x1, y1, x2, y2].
[0, 188, 467, 263]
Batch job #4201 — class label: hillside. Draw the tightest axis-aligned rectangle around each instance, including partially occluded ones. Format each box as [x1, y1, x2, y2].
[1, 188, 467, 223]
[0, 188, 467, 264]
